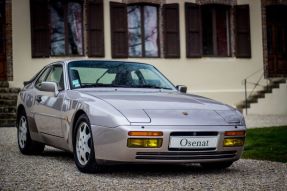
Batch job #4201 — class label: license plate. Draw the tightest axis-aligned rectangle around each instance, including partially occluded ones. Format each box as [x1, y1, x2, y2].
[169, 136, 218, 149]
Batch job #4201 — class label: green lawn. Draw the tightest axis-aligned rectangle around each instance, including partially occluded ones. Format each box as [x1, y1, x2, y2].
[242, 126, 287, 163]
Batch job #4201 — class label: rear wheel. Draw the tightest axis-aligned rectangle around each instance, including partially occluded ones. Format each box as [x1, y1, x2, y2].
[73, 114, 98, 173]
[200, 161, 234, 170]
[17, 110, 45, 155]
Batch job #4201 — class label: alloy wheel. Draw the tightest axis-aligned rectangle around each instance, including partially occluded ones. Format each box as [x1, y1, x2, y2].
[18, 116, 28, 149]
[76, 122, 92, 166]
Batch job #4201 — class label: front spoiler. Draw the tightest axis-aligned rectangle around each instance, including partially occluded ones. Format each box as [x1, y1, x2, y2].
[91, 125, 245, 163]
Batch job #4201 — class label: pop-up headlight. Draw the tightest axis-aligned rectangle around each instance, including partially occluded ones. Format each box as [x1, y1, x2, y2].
[216, 110, 245, 125]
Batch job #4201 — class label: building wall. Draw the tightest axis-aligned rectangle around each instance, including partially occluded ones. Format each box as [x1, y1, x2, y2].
[10, 0, 264, 107]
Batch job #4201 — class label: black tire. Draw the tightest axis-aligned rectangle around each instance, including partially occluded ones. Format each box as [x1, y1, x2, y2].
[200, 161, 234, 170]
[17, 110, 45, 155]
[73, 114, 99, 173]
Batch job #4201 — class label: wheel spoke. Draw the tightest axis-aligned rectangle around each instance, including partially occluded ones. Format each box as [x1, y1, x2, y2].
[84, 133, 91, 143]
[22, 133, 27, 141]
[82, 151, 88, 163]
[85, 146, 91, 154]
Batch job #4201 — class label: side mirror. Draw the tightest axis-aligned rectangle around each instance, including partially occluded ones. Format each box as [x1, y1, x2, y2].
[39, 82, 59, 96]
[23, 81, 30, 86]
[176, 85, 187, 93]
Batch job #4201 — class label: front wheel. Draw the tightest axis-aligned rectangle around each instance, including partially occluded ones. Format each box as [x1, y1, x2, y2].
[17, 111, 45, 155]
[73, 114, 99, 173]
[200, 161, 234, 170]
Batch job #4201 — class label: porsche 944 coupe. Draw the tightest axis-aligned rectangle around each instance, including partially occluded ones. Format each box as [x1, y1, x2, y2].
[17, 60, 246, 172]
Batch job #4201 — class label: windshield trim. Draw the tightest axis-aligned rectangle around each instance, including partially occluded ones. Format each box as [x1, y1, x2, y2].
[67, 60, 177, 91]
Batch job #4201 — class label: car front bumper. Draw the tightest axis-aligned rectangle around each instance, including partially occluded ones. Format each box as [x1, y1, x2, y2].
[91, 125, 245, 164]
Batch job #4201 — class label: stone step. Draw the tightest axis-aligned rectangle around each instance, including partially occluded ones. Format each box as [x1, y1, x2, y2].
[258, 88, 272, 94]
[0, 94, 18, 100]
[0, 88, 21, 94]
[0, 81, 9, 88]
[0, 119, 16, 127]
[272, 79, 286, 84]
[252, 92, 265, 99]
[236, 103, 251, 110]
[0, 106, 16, 113]
[268, 79, 286, 89]
[0, 113, 16, 118]
[0, 99, 17, 106]
[268, 83, 280, 89]
[247, 98, 258, 104]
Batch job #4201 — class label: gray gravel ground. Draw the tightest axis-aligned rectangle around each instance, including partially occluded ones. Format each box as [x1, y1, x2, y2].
[1, 128, 287, 191]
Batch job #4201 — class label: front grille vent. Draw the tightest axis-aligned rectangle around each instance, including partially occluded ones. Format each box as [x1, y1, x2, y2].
[135, 151, 236, 160]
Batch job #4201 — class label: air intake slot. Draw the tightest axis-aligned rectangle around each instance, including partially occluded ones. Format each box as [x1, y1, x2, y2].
[136, 151, 236, 160]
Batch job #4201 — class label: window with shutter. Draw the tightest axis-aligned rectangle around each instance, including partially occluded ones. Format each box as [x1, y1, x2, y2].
[30, 0, 50, 58]
[110, 2, 128, 58]
[163, 4, 180, 58]
[30, 0, 84, 57]
[202, 4, 231, 57]
[185, 3, 202, 58]
[127, 5, 159, 58]
[235, 5, 251, 58]
[50, 0, 84, 56]
[87, 0, 104, 57]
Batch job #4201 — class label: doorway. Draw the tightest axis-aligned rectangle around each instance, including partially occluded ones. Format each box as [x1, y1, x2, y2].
[266, 5, 287, 77]
[0, 0, 6, 80]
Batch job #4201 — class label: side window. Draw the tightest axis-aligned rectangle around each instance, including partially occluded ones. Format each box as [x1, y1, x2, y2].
[35, 67, 51, 89]
[45, 65, 64, 90]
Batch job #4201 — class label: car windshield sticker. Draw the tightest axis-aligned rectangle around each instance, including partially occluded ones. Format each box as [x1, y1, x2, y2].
[72, 80, 80, 87]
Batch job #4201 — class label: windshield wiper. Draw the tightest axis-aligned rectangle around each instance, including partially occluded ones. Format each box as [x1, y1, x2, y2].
[136, 85, 173, 90]
[80, 84, 131, 88]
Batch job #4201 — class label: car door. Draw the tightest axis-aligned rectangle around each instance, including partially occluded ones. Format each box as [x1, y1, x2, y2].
[33, 64, 65, 138]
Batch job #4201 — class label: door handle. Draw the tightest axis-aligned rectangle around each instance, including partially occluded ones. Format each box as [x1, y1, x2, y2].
[35, 95, 42, 103]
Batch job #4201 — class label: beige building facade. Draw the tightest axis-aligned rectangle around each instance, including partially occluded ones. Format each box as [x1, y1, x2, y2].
[0, 0, 286, 112]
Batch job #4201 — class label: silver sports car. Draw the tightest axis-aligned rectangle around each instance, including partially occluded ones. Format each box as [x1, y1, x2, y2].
[17, 60, 246, 173]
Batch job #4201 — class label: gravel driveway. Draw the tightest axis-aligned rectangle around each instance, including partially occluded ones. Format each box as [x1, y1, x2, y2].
[0, 128, 286, 191]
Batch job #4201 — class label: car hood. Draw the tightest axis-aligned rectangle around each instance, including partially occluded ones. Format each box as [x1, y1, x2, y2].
[79, 89, 240, 126]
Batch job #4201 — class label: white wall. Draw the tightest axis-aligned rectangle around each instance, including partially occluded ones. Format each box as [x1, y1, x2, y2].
[11, 0, 264, 107]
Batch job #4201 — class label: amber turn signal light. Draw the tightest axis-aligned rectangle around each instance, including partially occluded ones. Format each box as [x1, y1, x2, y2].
[224, 131, 246, 136]
[128, 131, 163, 136]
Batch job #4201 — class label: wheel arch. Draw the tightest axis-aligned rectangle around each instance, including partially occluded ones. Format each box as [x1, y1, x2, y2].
[71, 109, 88, 146]
[16, 104, 26, 127]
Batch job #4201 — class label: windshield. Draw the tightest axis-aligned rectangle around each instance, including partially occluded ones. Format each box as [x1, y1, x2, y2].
[68, 61, 176, 90]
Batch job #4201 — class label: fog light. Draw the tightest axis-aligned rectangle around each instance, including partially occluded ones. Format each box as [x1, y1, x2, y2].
[127, 138, 162, 148]
[223, 138, 245, 147]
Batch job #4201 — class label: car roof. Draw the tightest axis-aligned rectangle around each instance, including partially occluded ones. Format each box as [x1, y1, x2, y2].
[61, 59, 154, 67]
